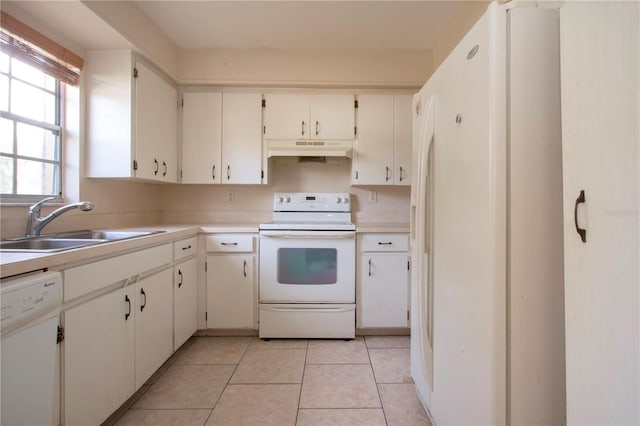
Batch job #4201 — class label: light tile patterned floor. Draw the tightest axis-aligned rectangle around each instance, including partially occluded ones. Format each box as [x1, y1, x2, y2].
[110, 336, 431, 426]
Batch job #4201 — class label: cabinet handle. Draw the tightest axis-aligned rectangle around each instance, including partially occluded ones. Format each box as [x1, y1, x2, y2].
[243, 260, 248, 277]
[162, 161, 167, 177]
[221, 242, 238, 246]
[301, 121, 305, 136]
[227, 165, 230, 181]
[125, 295, 131, 320]
[399, 166, 404, 182]
[140, 288, 146, 312]
[212, 165, 216, 181]
[368, 258, 373, 277]
[385, 166, 390, 182]
[315, 120, 319, 135]
[182, 245, 192, 250]
[178, 269, 183, 288]
[154, 158, 159, 175]
[574, 189, 587, 243]
[378, 242, 393, 245]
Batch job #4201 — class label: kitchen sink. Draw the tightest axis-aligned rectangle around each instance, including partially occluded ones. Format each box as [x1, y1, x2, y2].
[0, 238, 106, 252]
[0, 230, 165, 253]
[47, 230, 164, 241]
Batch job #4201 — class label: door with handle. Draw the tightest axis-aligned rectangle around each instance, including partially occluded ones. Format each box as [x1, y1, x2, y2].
[206, 255, 255, 329]
[134, 268, 173, 388]
[561, 2, 639, 424]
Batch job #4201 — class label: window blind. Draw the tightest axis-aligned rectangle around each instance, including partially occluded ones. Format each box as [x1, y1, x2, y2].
[0, 11, 83, 86]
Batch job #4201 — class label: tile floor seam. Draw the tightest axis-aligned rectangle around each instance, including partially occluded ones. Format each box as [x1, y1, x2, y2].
[366, 345, 391, 426]
[295, 344, 310, 425]
[202, 338, 251, 425]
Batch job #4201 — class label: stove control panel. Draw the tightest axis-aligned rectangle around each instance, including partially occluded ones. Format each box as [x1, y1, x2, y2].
[273, 193, 351, 212]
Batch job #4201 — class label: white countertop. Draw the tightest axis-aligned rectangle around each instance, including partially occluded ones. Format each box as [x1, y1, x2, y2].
[1, 222, 407, 279]
[355, 224, 410, 233]
[0, 223, 261, 279]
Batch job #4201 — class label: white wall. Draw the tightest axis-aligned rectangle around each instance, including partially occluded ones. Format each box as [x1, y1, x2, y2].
[179, 48, 432, 88]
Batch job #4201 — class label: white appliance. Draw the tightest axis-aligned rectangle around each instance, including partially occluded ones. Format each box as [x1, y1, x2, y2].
[1, 271, 63, 426]
[259, 193, 356, 339]
[410, 2, 565, 425]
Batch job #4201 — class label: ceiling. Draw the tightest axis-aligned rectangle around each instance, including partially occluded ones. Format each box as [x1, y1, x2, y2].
[134, 1, 472, 51]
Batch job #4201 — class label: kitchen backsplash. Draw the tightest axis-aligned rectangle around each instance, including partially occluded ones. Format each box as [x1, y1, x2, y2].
[161, 157, 410, 225]
[1, 158, 409, 239]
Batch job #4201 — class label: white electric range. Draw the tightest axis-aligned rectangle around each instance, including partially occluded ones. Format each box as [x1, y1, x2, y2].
[258, 193, 356, 339]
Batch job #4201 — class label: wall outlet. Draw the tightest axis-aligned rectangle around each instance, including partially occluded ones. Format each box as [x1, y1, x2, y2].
[226, 191, 234, 202]
[368, 190, 377, 202]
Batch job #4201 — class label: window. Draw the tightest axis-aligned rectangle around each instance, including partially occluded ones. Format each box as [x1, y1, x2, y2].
[0, 50, 62, 200]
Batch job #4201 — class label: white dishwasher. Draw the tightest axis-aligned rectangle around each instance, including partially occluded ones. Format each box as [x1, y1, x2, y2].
[1, 271, 62, 426]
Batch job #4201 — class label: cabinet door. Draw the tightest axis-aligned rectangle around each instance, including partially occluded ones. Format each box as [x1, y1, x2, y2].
[135, 61, 178, 182]
[182, 92, 222, 184]
[206, 255, 255, 329]
[222, 93, 263, 184]
[310, 94, 355, 140]
[135, 268, 174, 388]
[393, 95, 412, 186]
[360, 254, 409, 327]
[263, 94, 309, 139]
[174, 258, 198, 349]
[64, 286, 135, 426]
[561, 3, 639, 424]
[354, 95, 394, 184]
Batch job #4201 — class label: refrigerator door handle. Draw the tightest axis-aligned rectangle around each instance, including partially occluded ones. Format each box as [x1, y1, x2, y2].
[574, 189, 587, 243]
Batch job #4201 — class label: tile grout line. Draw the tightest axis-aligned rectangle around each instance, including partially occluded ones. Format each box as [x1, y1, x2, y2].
[202, 337, 253, 426]
[295, 340, 310, 424]
[365, 337, 390, 426]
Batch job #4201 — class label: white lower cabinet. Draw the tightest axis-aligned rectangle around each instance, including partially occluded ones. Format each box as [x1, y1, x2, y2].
[61, 242, 186, 425]
[206, 254, 255, 329]
[63, 286, 135, 426]
[134, 268, 174, 388]
[358, 233, 410, 328]
[174, 257, 198, 349]
[205, 234, 256, 329]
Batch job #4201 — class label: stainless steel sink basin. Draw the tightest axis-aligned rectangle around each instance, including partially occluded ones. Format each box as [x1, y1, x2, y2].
[0, 238, 106, 252]
[0, 230, 165, 252]
[48, 230, 164, 241]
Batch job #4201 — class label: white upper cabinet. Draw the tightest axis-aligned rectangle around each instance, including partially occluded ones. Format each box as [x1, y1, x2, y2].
[353, 94, 412, 186]
[393, 95, 412, 185]
[181, 91, 263, 184]
[181, 92, 222, 184]
[222, 92, 263, 184]
[85, 50, 178, 182]
[264, 93, 354, 140]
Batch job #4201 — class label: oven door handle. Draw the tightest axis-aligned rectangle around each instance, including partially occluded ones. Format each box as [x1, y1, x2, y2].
[260, 231, 355, 239]
[260, 305, 355, 313]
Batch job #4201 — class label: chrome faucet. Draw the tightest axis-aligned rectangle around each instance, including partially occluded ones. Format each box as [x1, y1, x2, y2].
[25, 197, 94, 237]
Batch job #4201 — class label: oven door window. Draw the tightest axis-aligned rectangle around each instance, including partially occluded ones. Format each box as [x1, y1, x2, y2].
[277, 248, 337, 285]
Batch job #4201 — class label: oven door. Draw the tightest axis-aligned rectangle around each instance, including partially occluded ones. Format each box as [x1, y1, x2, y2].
[259, 230, 355, 303]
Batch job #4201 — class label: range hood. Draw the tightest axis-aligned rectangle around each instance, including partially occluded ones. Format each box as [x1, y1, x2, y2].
[266, 140, 353, 158]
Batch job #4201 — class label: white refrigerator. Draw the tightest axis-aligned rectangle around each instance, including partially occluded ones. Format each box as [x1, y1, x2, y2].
[410, 2, 566, 424]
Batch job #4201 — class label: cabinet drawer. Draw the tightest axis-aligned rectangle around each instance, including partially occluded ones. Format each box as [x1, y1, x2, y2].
[174, 237, 197, 260]
[360, 234, 409, 252]
[206, 234, 254, 252]
[64, 244, 172, 301]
